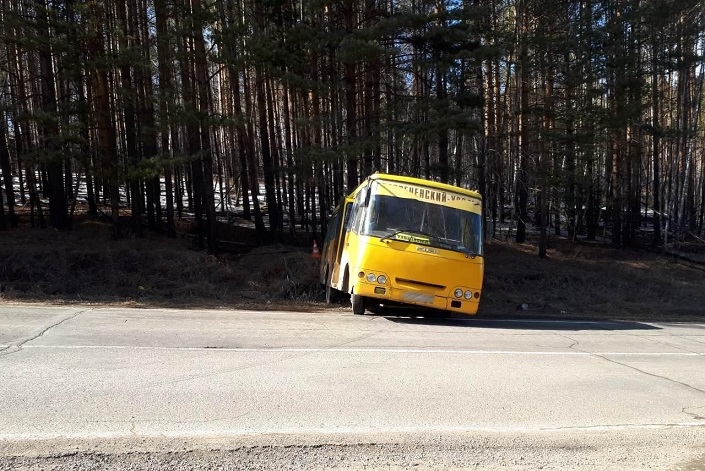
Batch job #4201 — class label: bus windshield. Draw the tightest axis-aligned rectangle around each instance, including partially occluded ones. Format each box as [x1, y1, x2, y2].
[362, 190, 483, 256]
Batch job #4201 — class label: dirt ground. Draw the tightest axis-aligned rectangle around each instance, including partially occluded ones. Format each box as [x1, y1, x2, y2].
[1, 212, 704, 322]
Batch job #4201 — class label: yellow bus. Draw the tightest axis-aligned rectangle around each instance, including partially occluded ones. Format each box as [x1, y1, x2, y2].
[320, 173, 483, 317]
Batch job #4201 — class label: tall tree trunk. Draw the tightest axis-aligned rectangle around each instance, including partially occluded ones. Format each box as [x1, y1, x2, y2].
[117, 0, 142, 234]
[88, 0, 120, 233]
[254, 65, 279, 239]
[191, 0, 217, 253]
[0, 174, 5, 230]
[154, 0, 176, 237]
[177, 0, 205, 248]
[515, 0, 529, 244]
[242, 68, 267, 241]
[0, 119, 16, 227]
[74, 57, 98, 216]
[224, 0, 251, 221]
[564, 48, 577, 241]
[436, 65, 449, 184]
[538, 49, 554, 258]
[36, 0, 68, 229]
[282, 83, 296, 238]
[343, 0, 358, 192]
[363, 56, 374, 179]
[265, 77, 284, 236]
[136, 0, 161, 232]
[6, 26, 28, 209]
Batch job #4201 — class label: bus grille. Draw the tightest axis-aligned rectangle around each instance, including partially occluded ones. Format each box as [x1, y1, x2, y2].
[395, 278, 446, 291]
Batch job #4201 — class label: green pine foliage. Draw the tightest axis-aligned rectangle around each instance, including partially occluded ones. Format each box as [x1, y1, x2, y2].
[0, 0, 703, 251]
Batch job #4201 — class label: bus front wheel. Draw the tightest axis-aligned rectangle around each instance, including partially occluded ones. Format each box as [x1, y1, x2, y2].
[351, 293, 366, 315]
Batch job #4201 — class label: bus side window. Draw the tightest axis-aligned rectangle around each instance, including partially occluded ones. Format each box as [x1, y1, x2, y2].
[324, 211, 341, 264]
[326, 211, 341, 243]
[349, 188, 367, 234]
[347, 204, 359, 235]
[334, 202, 354, 264]
[342, 202, 353, 231]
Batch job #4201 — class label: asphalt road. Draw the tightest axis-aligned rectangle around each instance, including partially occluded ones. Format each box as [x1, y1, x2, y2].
[1, 304, 705, 470]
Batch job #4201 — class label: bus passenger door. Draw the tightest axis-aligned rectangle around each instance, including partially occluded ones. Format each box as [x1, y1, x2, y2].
[332, 200, 354, 287]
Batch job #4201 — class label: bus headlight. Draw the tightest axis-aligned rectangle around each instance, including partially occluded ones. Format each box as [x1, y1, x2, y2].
[464, 290, 473, 300]
[454, 289, 463, 298]
[377, 275, 387, 285]
[366, 273, 377, 283]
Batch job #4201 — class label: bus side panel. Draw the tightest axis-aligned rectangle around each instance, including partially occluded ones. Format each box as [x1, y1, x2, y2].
[331, 201, 354, 290]
[337, 229, 357, 293]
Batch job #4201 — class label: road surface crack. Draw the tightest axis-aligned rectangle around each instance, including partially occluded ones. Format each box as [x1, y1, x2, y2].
[624, 332, 704, 355]
[0, 309, 90, 358]
[552, 332, 581, 351]
[594, 354, 705, 396]
[549, 333, 705, 396]
[541, 422, 705, 432]
[683, 406, 705, 421]
[145, 330, 382, 387]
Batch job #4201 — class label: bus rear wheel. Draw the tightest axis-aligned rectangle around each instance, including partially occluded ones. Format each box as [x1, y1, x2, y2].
[351, 292, 366, 315]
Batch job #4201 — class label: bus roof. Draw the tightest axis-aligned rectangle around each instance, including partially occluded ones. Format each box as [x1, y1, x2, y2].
[367, 173, 482, 200]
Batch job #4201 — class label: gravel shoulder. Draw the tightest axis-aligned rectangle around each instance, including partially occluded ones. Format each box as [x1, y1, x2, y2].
[2, 429, 705, 470]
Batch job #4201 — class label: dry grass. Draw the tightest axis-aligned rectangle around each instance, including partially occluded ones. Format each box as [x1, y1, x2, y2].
[0, 215, 323, 311]
[1, 213, 704, 321]
[481, 239, 705, 321]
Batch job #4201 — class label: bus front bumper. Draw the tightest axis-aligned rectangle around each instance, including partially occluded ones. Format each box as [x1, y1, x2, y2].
[352, 281, 480, 316]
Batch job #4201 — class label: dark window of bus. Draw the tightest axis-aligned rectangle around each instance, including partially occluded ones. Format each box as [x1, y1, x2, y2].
[325, 211, 340, 243]
[349, 188, 367, 234]
[342, 202, 354, 231]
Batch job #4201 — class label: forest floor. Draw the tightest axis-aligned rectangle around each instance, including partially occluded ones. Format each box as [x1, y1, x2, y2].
[2, 209, 705, 322]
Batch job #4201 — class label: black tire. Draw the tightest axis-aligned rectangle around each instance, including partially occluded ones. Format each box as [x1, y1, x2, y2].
[351, 292, 366, 315]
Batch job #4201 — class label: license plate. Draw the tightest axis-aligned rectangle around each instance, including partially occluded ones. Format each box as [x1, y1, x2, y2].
[400, 291, 435, 304]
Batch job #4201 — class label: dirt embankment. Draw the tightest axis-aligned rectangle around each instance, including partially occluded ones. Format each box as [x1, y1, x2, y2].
[2, 214, 704, 322]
